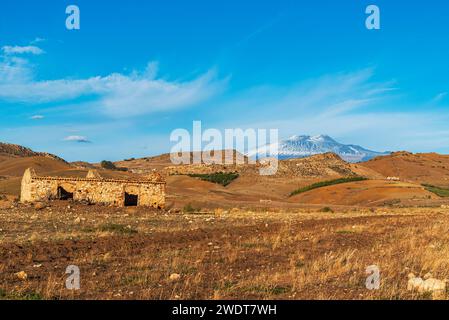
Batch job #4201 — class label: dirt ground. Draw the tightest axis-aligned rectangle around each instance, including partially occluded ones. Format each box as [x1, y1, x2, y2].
[1, 201, 448, 300]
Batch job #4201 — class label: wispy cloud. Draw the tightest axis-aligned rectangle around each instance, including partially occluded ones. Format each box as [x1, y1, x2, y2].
[30, 115, 44, 120]
[206, 68, 449, 153]
[0, 48, 227, 117]
[63, 135, 91, 143]
[30, 38, 46, 44]
[432, 92, 448, 103]
[2, 45, 45, 55]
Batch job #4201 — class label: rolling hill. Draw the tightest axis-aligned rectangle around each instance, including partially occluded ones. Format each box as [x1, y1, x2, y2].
[1, 141, 449, 209]
[360, 151, 449, 187]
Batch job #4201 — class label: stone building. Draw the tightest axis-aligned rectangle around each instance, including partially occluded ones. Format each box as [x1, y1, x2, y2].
[20, 168, 165, 208]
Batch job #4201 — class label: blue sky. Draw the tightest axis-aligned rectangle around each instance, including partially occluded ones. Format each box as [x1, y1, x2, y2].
[0, 0, 448, 162]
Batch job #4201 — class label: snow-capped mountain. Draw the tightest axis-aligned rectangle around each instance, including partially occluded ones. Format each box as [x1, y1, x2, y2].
[248, 134, 390, 163]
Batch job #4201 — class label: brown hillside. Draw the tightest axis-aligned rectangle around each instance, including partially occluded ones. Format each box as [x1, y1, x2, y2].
[360, 152, 449, 186]
[0, 156, 71, 177]
[163, 153, 363, 208]
[0, 143, 39, 158]
[274, 153, 355, 177]
[289, 180, 437, 207]
[0, 142, 67, 163]
[115, 150, 249, 174]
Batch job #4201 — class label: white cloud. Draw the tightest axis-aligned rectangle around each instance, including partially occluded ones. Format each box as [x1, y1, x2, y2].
[0, 50, 227, 117]
[64, 135, 91, 143]
[30, 115, 44, 120]
[31, 38, 46, 44]
[2, 45, 45, 55]
[0, 56, 34, 84]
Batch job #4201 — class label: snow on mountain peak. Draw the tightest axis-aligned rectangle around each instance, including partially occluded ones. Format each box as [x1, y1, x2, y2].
[249, 134, 389, 163]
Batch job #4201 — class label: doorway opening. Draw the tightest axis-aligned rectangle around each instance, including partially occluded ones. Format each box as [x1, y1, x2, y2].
[124, 193, 138, 206]
[57, 186, 74, 200]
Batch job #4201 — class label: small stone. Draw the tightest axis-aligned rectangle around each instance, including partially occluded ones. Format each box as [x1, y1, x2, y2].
[169, 273, 181, 282]
[424, 272, 433, 280]
[34, 202, 47, 210]
[15, 271, 28, 281]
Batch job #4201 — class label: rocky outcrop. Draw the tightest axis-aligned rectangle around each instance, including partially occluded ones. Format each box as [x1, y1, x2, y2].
[0, 142, 67, 163]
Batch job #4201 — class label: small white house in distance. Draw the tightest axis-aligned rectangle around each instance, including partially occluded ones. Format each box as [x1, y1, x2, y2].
[386, 176, 400, 181]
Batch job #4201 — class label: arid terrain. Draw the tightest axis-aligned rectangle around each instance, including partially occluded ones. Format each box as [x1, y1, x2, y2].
[1, 143, 449, 300]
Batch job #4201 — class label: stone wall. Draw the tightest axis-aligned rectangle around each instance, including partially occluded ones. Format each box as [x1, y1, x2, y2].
[20, 168, 165, 208]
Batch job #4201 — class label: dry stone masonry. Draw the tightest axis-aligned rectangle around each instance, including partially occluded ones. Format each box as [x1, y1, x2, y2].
[20, 168, 165, 208]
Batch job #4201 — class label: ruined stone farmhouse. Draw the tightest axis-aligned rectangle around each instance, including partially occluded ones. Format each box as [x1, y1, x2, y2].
[20, 168, 165, 208]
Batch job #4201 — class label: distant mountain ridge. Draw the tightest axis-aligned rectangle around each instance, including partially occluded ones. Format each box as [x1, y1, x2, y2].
[248, 134, 390, 163]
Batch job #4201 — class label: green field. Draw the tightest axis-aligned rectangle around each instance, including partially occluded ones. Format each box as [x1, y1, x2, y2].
[422, 184, 449, 197]
[289, 176, 368, 197]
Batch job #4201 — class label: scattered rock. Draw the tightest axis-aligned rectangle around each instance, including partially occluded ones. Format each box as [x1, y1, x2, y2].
[15, 271, 28, 281]
[34, 202, 47, 210]
[169, 273, 181, 282]
[407, 273, 447, 299]
[424, 272, 433, 280]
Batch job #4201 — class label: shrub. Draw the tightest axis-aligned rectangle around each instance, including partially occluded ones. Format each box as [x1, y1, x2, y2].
[289, 176, 368, 197]
[0, 289, 42, 300]
[100, 160, 128, 171]
[101, 160, 117, 170]
[320, 207, 334, 213]
[183, 203, 200, 214]
[100, 223, 137, 235]
[188, 172, 239, 187]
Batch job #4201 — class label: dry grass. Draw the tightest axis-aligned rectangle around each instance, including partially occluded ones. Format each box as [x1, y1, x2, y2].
[0, 201, 448, 300]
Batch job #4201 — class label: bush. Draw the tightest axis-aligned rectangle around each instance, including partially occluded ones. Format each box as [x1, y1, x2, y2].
[101, 160, 128, 172]
[188, 172, 239, 187]
[0, 289, 42, 300]
[101, 160, 117, 170]
[320, 207, 334, 213]
[100, 223, 137, 235]
[183, 203, 200, 214]
[289, 176, 368, 197]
